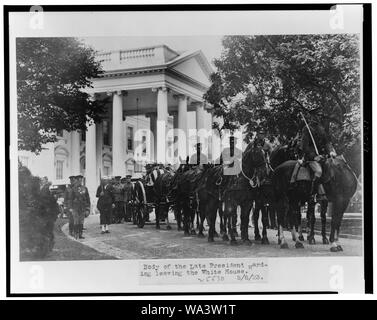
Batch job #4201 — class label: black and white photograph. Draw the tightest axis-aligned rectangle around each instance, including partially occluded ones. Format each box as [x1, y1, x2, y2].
[4, 4, 372, 296]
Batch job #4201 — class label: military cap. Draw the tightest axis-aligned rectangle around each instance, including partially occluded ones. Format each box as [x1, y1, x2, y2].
[114, 175, 121, 180]
[68, 175, 76, 180]
[120, 177, 127, 183]
[75, 174, 84, 179]
[126, 174, 132, 178]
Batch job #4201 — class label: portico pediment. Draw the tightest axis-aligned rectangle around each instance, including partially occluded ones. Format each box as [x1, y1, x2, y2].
[168, 52, 212, 88]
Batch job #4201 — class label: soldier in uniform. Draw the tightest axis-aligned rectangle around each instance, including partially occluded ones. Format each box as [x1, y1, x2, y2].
[72, 174, 90, 239]
[63, 175, 76, 236]
[189, 143, 208, 167]
[111, 176, 124, 223]
[123, 175, 134, 222]
[300, 113, 337, 196]
[254, 128, 273, 156]
[221, 136, 243, 176]
[96, 177, 114, 234]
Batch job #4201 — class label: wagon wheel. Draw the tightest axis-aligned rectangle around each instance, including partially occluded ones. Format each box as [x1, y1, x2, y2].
[137, 203, 147, 228]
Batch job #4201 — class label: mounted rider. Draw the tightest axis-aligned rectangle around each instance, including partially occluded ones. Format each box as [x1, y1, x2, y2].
[298, 110, 337, 196]
[188, 143, 208, 168]
[254, 128, 273, 158]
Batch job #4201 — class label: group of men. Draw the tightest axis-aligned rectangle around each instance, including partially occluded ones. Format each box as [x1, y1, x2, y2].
[63, 174, 90, 239]
[96, 175, 134, 234]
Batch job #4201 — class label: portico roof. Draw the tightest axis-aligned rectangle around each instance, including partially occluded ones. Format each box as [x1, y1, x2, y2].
[94, 44, 213, 97]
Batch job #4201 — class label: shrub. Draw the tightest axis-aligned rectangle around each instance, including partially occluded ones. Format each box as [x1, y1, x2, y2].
[18, 163, 59, 260]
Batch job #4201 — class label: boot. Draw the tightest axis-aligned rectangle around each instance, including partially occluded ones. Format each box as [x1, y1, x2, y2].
[74, 224, 79, 239]
[311, 177, 320, 196]
[79, 224, 85, 239]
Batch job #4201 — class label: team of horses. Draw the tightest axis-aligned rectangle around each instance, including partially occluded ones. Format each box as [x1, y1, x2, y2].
[131, 141, 358, 252]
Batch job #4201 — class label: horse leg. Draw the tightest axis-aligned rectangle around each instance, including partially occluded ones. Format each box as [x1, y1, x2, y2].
[307, 199, 316, 244]
[218, 202, 225, 237]
[269, 204, 277, 229]
[253, 202, 261, 241]
[206, 198, 217, 242]
[240, 203, 252, 245]
[261, 205, 270, 245]
[289, 201, 304, 249]
[183, 200, 191, 236]
[229, 210, 237, 245]
[166, 204, 172, 230]
[320, 200, 329, 244]
[197, 198, 206, 238]
[155, 204, 160, 229]
[297, 206, 305, 242]
[276, 198, 288, 248]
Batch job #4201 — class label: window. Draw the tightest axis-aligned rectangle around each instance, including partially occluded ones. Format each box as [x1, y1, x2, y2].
[104, 166, 110, 177]
[103, 120, 110, 146]
[81, 130, 86, 142]
[56, 160, 64, 180]
[135, 161, 143, 173]
[56, 129, 63, 137]
[142, 135, 147, 155]
[127, 126, 134, 151]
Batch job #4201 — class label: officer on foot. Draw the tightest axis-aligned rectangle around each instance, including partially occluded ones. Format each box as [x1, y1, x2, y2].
[64, 175, 76, 237]
[72, 174, 90, 239]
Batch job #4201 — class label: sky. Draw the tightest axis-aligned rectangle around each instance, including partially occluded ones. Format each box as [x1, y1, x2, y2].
[81, 35, 224, 69]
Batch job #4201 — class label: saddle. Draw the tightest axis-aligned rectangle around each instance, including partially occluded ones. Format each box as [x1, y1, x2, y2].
[290, 161, 312, 183]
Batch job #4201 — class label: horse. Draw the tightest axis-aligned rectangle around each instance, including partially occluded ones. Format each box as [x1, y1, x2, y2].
[174, 164, 208, 236]
[251, 143, 295, 244]
[272, 154, 357, 251]
[320, 156, 358, 251]
[203, 143, 268, 245]
[153, 169, 174, 230]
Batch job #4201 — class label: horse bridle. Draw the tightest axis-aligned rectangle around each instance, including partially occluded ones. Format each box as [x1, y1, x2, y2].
[240, 148, 272, 188]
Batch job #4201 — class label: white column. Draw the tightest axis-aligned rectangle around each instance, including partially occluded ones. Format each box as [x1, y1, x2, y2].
[156, 87, 168, 164]
[96, 122, 103, 178]
[71, 131, 81, 175]
[177, 95, 188, 162]
[112, 91, 124, 176]
[85, 122, 97, 211]
[149, 113, 157, 162]
[195, 102, 206, 133]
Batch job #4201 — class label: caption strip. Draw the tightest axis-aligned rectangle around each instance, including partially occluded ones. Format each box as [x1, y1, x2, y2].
[139, 258, 268, 285]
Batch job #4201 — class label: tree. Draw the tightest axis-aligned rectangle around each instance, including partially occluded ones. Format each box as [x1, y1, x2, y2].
[17, 38, 107, 153]
[204, 35, 361, 149]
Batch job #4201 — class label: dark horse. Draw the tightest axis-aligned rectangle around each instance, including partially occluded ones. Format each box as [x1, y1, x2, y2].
[321, 156, 358, 251]
[203, 143, 268, 244]
[272, 155, 357, 251]
[153, 169, 174, 230]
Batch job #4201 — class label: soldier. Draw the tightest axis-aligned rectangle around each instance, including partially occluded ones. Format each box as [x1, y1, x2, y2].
[111, 176, 124, 223]
[123, 175, 134, 222]
[96, 177, 114, 234]
[189, 143, 208, 167]
[221, 136, 243, 176]
[300, 112, 337, 196]
[63, 175, 76, 237]
[254, 128, 273, 156]
[72, 174, 90, 239]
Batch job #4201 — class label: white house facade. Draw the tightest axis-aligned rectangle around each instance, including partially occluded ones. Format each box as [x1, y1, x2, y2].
[18, 44, 216, 206]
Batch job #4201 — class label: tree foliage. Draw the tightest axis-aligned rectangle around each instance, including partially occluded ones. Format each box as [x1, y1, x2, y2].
[19, 163, 59, 259]
[204, 34, 361, 150]
[17, 37, 107, 153]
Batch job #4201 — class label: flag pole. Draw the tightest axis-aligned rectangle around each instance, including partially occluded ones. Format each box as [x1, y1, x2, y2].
[300, 112, 319, 156]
